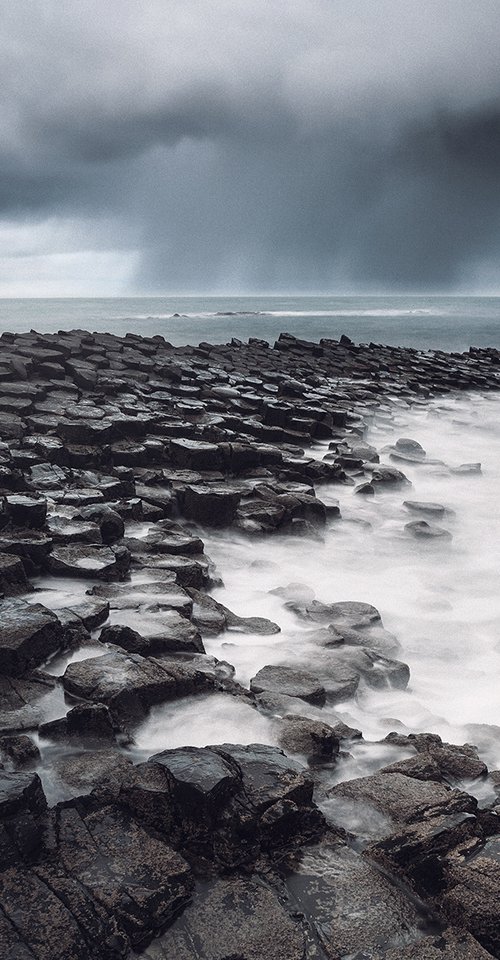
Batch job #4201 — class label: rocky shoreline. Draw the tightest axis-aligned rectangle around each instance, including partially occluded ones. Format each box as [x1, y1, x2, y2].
[0, 328, 500, 959]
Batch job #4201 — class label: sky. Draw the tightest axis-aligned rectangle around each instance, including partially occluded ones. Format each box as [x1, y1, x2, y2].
[1, 0, 500, 296]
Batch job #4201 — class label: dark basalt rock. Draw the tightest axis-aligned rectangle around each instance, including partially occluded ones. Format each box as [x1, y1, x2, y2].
[0, 553, 31, 595]
[48, 543, 131, 579]
[3, 494, 47, 529]
[404, 500, 447, 517]
[39, 703, 117, 742]
[76, 503, 125, 543]
[369, 464, 411, 485]
[277, 715, 340, 761]
[187, 588, 280, 636]
[180, 484, 241, 526]
[250, 665, 326, 705]
[100, 610, 204, 656]
[440, 837, 500, 957]
[63, 651, 215, 718]
[0, 600, 64, 675]
[0, 770, 47, 818]
[329, 771, 477, 825]
[381, 927, 495, 959]
[0, 735, 40, 766]
[46, 515, 103, 544]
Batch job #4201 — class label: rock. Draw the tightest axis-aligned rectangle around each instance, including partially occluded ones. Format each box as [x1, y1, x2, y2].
[0, 554, 30, 596]
[405, 520, 452, 539]
[170, 438, 223, 471]
[440, 837, 500, 957]
[450, 462, 482, 474]
[0, 531, 53, 574]
[0, 735, 40, 766]
[212, 742, 314, 814]
[48, 544, 130, 579]
[329, 771, 476, 824]
[39, 703, 117, 742]
[384, 732, 488, 781]
[63, 651, 214, 719]
[278, 715, 340, 761]
[46, 516, 103, 544]
[292, 599, 382, 630]
[134, 554, 207, 588]
[3, 495, 47, 529]
[380, 927, 493, 959]
[180, 484, 241, 526]
[355, 481, 375, 495]
[0, 600, 64, 675]
[370, 464, 411, 485]
[149, 745, 240, 815]
[403, 500, 446, 517]
[250, 665, 326, 705]
[148, 877, 306, 960]
[91, 579, 193, 615]
[52, 750, 134, 795]
[100, 610, 204, 655]
[77, 504, 125, 543]
[286, 837, 423, 958]
[0, 770, 46, 817]
[187, 589, 280, 636]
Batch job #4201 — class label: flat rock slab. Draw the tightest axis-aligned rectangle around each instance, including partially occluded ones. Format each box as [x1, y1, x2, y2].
[0, 803, 193, 957]
[63, 651, 215, 718]
[250, 665, 326, 705]
[92, 580, 193, 616]
[144, 877, 306, 960]
[403, 500, 446, 517]
[48, 544, 130, 579]
[102, 608, 204, 655]
[0, 600, 64, 675]
[0, 770, 47, 817]
[212, 743, 313, 813]
[286, 838, 423, 958]
[405, 520, 452, 539]
[381, 927, 496, 959]
[329, 771, 476, 825]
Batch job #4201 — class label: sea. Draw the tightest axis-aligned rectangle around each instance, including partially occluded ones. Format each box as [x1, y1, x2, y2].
[0, 294, 499, 351]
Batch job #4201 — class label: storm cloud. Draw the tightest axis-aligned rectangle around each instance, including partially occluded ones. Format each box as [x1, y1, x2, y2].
[1, 0, 500, 293]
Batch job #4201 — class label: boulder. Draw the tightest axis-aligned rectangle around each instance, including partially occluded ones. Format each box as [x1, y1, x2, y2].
[3, 495, 47, 529]
[250, 665, 326, 705]
[405, 520, 452, 539]
[329, 771, 476, 825]
[100, 609, 204, 656]
[0, 554, 31, 596]
[48, 544, 130, 579]
[181, 484, 241, 526]
[278, 715, 340, 761]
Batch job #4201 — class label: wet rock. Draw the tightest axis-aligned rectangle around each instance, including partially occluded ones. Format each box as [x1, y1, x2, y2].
[440, 837, 500, 956]
[46, 515, 103, 544]
[100, 610, 204, 655]
[403, 500, 447, 517]
[384, 732, 488, 781]
[48, 543, 131, 579]
[134, 553, 208, 588]
[39, 703, 117, 742]
[63, 651, 215, 719]
[180, 484, 241, 526]
[381, 927, 493, 959]
[187, 589, 280, 636]
[0, 600, 64, 675]
[147, 877, 306, 960]
[149, 745, 240, 815]
[329, 771, 476, 824]
[321, 647, 410, 691]
[292, 598, 382, 630]
[355, 480, 375, 495]
[0, 554, 31, 596]
[0, 530, 53, 575]
[53, 749, 134, 795]
[405, 520, 452, 539]
[3, 494, 47, 529]
[287, 837, 424, 958]
[0, 770, 46, 817]
[250, 665, 326, 705]
[76, 503, 125, 543]
[170, 438, 223, 471]
[212, 742, 314, 814]
[450, 462, 482, 474]
[278, 715, 340, 761]
[0, 735, 40, 766]
[0, 673, 57, 733]
[370, 464, 411, 485]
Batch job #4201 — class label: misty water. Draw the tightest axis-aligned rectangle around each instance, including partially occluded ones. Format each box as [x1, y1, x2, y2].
[28, 387, 500, 805]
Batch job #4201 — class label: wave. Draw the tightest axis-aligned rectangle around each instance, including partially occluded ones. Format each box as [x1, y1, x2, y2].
[108, 307, 441, 323]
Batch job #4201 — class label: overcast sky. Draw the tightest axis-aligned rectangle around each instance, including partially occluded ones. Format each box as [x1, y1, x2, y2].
[1, 0, 500, 296]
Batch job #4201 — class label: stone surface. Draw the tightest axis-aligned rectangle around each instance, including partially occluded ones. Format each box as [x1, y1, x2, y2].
[0, 600, 64, 675]
[250, 665, 326, 705]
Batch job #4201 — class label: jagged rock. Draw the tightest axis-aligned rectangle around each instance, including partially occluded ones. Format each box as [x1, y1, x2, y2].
[46, 516, 103, 544]
[278, 715, 340, 761]
[0, 770, 46, 817]
[440, 837, 500, 957]
[250, 665, 326, 705]
[0, 600, 64, 675]
[187, 589, 280, 635]
[0, 554, 30, 596]
[369, 464, 410, 485]
[0, 735, 40, 766]
[0, 531, 53, 574]
[63, 651, 214, 718]
[39, 703, 117, 742]
[384, 733, 488, 781]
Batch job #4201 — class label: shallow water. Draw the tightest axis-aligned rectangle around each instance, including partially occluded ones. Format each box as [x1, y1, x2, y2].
[165, 390, 500, 768]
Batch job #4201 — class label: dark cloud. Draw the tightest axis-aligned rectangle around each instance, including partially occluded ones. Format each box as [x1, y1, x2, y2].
[0, 0, 500, 292]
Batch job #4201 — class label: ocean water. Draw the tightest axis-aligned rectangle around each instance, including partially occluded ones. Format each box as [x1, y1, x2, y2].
[0, 294, 499, 350]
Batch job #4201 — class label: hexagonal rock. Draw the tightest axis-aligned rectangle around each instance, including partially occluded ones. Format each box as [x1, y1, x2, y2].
[0, 771, 47, 818]
[170, 438, 223, 471]
[180, 484, 241, 526]
[63, 651, 214, 718]
[48, 544, 130, 580]
[250, 665, 326, 705]
[149, 745, 240, 815]
[0, 554, 30, 596]
[329, 771, 476, 825]
[3, 495, 47, 529]
[0, 600, 64, 675]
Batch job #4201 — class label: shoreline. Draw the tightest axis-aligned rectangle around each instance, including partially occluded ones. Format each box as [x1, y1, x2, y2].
[0, 328, 499, 959]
